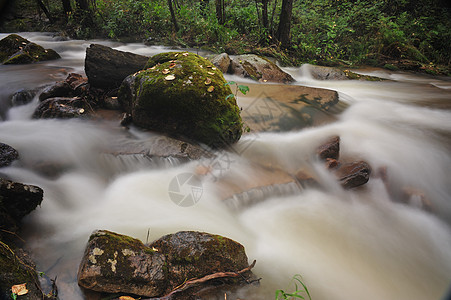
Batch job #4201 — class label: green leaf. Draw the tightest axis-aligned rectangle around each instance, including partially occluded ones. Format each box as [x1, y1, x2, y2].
[224, 81, 236, 86]
[237, 85, 249, 95]
[11, 293, 17, 300]
[225, 94, 235, 100]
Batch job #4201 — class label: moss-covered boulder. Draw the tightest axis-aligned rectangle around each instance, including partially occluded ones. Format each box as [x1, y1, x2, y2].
[149, 231, 251, 294]
[77, 230, 167, 297]
[0, 34, 60, 65]
[78, 230, 254, 298]
[119, 51, 243, 148]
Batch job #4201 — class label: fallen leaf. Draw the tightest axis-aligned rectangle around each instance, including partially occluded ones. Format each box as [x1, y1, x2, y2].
[174, 53, 179, 57]
[165, 75, 176, 81]
[152, 247, 159, 251]
[11, 283, 28, 296]
[150, 66, 156, 70]
[162, 69, 170, 74]
[207, 86, 215, 92]
[207, 71, 215, 75]
[204, 78, 212, 85]
[119, 296, 136, 300]
[182, 52, 189, 56]
[212, 67, 217, 70]
[169, 62, 176, 68]
[79, 108, 85, 114]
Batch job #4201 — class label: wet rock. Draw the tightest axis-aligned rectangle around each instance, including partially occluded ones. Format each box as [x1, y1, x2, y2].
[78, 230, 254, 298]
[78, 230, 167, 297]
[85, 44, 148, 90]
[10, 88, 39, 106]
[308, 65, 348, 80]
[316, 136, 340, 160]
[334, 161, 371, 189]
[0, 143, 19, 167]
[295, 169, 319, 188]
[0, 34, 60, 64]
[149, 231, 252, 295]
[38, 73, 89, 102]
[38, 81, 72, 101]
[119, 51, 243, 148]
[229, 54, 294, 83]
[32, 97, 90, 119]
[210, 52, 231, 73]
[0, 178, 43, 240]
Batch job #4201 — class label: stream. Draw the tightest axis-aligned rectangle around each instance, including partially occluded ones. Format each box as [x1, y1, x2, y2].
[1, 32, 451, 300]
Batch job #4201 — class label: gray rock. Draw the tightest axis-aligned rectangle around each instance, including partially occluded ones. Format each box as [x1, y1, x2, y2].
[210, 52, 231, 73]
[308, 65, 348, 80]
[85, 44, 148, 90]
[229, 54, 294, 83]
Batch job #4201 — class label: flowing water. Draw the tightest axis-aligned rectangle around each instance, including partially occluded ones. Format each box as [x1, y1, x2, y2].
[1, 32, 451, 300]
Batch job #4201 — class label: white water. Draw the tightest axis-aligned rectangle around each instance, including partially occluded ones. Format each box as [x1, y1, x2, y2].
[1, 33, 451, 300]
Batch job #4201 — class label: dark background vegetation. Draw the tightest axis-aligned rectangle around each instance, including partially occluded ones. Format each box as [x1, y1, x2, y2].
[1, 0, 451, 74]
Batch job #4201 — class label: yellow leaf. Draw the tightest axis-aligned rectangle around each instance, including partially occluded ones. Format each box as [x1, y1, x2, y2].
[207, 72, 215, 75]
[204, 78, 212, 85]
[165, 75, 176, 81]
[182, 52, 189, 56]
[162, 69, 170, 74]
[11, 283, 28, 295]
[169, 62, 176, 68]
[207, 86, 215, 92]
[119, 296, 136, 300]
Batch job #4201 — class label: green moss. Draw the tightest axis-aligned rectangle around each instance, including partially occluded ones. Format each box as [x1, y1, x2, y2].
[123, 51, 243, 148]
[383, 64, 399, 71]
[343, 70, 385, 81]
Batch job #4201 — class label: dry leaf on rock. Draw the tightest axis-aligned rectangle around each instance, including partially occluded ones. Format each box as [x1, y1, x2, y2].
[162, 69, 170, 74]
[207, 86, 215, 92]
[207, 71, 215, 75]
[119, 296, 136, 300]
[165, 75, 176, 81]
[205, 78, 212, 85]
[11, 283, 28, 296]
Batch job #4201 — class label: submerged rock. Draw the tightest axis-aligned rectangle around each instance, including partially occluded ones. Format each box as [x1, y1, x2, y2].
[334, 161, 371, 189]
[32, 97, 90, 119]
[0, 34, 60, 64]
[316, 136, 340, 160]
[0, 143, 19, 167]
[229, 54, 294, 83]
[119, 51, 243, 148]
[78, 230, 254, 298]
[85, 44, 148, 90]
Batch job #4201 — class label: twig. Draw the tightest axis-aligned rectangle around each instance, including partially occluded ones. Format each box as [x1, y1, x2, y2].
[0, 229, 26, 243]
[146, 260, 257, 300]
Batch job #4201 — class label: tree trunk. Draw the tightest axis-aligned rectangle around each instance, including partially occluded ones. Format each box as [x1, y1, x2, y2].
[75, 0, 89, 10]
[215, 0, 225, 25]
[61, 0, 72, 15]
[35, 0, 54, 23]
[167, 0, 179, 31]
[276, 0, 293, 48]
[261, 0, 269, 29]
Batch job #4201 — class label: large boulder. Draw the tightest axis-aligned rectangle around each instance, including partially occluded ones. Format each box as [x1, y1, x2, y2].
[0, 143, 19, 167]
[229, 54, 294, 83]
[0, 34, 60, 64]
[85, 44, 148, 91]
[78, 230, 253, 298]
[77, 230, 167, 297]
[149, 231, 251, 293]
[119, 51, 243, 148]
[210, 52, 231, 73]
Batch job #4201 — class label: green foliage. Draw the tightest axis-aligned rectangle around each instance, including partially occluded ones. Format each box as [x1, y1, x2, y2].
[225, 81, 249, 101]
[275, 274, 312, 300]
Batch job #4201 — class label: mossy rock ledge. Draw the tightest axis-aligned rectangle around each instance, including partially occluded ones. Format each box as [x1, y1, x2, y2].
[118, 51, 243, 148]
[77, 230, 254, 298]
[0, 34, 60, 64]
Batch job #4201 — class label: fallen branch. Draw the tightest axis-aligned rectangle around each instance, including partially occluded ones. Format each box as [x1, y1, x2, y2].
[147, 260, 257, 300]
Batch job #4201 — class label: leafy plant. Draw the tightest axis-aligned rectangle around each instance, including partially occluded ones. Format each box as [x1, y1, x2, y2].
[275, 274, 312, 300]
[224, 81, 249, 101]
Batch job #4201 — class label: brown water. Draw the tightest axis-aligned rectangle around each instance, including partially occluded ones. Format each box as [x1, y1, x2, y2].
[1, 32, 451, 300]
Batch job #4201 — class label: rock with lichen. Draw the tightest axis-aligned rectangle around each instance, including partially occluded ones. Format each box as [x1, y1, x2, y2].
[229, 54, 294, 83]
[77, 230, 167, 297]
[78, 230, 254, 298]
[0, 34, 60, 65]
[118, 51, 243, 148]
